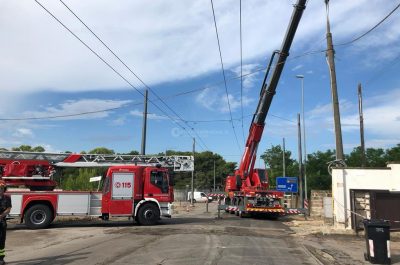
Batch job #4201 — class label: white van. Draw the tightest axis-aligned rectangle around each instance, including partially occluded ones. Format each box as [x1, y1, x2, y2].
[187, 191, 212, 203]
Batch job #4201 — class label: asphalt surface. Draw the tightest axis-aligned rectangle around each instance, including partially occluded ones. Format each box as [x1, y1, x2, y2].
[5, 203, 319, 265]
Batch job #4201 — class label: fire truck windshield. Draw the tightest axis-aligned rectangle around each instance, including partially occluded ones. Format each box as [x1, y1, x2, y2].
[150, 171, 168, 193]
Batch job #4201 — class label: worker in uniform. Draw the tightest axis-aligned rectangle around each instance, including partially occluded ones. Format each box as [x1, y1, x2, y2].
[0, 180, 11, 265]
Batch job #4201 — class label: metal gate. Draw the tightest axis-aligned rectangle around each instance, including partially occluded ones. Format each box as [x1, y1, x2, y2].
[350, 189, 400, 231]
[371, 190, 400, 231]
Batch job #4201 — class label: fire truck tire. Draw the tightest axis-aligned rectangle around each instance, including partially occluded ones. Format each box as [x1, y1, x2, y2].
[137, 203, 160, 226]
[24, 204, 53, 229]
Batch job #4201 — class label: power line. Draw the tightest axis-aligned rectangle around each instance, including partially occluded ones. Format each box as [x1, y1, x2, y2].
[0, 106, 127, 121]
[0, 44, 326, 121]
[210, 0, 242, 152]
[58, 0, 210, 151]
[336, 1, 400, 46]
[34, 0, 208, 151]
[239, 0, 246, 144]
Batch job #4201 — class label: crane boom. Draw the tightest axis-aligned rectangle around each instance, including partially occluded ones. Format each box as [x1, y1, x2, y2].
[238, 0, 306, 181]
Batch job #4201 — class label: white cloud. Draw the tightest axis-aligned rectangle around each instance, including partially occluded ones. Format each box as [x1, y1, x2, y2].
[291, 64, 303, 71]
[231, 63, 262, 89]
[130, 110, 168, 120]
[24, 99, 132, 120]
[111, 117, 126, 126]
[1, 0, 398, 94]
[307, 88, 400, 148]
[13, 128, 34, 138]
[196, 87, 254, 113]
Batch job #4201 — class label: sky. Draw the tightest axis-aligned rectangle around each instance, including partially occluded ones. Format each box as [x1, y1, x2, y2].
[1, 0, 400, 164]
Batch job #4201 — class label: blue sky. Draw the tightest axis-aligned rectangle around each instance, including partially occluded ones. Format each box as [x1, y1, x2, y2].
[1, 0, 400, 164]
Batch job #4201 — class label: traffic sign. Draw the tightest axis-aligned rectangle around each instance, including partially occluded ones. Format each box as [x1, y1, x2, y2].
[276, 177, 298, 193]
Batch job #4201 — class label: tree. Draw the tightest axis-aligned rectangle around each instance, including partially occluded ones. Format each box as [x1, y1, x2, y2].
[11, 145, 45, 152]
[32, 146, 45, 152]
[260, 145, 298, 187]
[306, 149, 335, 190]
[125, 150, 139, 155]
[365, 148, 386, 167]
[385, 144, 400, 162]
[88, 147, 114, 154]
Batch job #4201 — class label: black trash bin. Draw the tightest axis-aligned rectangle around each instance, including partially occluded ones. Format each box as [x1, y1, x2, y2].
[363, 219, 391, 264]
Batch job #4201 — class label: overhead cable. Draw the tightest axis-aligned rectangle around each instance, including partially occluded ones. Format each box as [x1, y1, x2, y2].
[34, 0, 208, 150]
[210, 0, 242, 152]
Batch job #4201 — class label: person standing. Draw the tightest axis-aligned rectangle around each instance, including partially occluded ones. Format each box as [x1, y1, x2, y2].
[0, 180, 11, 265]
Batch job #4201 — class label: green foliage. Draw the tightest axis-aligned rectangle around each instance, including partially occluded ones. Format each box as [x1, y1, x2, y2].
[172, 150, 236, 191]
[260, 145, 298, 188]
[306, 150, 335, 190]
[385, 144, 400, 162]
[89, 147, 114, 154]
[346, 145, 397, 167]
[5, 143, 400, 192]
[60, 168, 106, 191]
[11, 145, 45, 152]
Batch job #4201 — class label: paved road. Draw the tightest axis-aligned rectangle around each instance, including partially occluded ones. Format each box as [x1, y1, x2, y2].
[5, 205, 318, 265]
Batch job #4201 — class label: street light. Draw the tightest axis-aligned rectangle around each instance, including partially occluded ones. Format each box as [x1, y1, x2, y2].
[296, 75, 308, 207]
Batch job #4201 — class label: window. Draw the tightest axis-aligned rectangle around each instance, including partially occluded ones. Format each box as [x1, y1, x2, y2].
[102, 176, 110, 194]
[150, 171, 169, 193]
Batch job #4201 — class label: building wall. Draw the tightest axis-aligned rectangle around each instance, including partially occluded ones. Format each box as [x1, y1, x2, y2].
[310, 190, 332, 218]
[332, 163, 400, 229]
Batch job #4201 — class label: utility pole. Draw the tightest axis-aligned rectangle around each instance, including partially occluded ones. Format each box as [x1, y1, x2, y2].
[358, 83, 366, 167]
[325, 0, 344, 161]
[282, 138, 286, 177]
[297, 114, 304, 208]
[213, 159, 216, 191]
[191, 138, 195, 206]
[296, 75, 308, 203]
[140, 89, 148, 155]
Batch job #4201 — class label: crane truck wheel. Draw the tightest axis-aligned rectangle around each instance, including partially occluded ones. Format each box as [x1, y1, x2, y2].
[24, 204, 53, 229]
[136, 203, 160, 226]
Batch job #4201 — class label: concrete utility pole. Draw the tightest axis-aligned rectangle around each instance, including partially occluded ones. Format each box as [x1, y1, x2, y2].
[140, 89, 148, 155]
[282, 138, 286, 177]
[358, 83, 366, 167]
[296, 75, 308, 203]
[191, 138, 195, 206]
[325, 0, 344, 161]
[297, 114, 304, 208]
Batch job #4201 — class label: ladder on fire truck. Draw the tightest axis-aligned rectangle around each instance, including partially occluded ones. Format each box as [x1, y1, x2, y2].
[0, 151, 194, 171]
[0, 151, 194, 190]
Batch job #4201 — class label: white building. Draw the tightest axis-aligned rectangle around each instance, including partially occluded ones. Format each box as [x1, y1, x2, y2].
[332, 163, 400, 229]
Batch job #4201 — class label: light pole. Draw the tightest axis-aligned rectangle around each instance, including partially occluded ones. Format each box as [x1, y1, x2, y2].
[296, 75, 308, 206]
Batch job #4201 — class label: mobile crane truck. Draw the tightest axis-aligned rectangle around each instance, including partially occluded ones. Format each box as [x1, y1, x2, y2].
[0, 151, 193, 228]
[223, 0, 307, 218]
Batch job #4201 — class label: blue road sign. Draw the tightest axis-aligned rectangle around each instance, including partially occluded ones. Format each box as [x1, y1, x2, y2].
[276, 177, 298, 193]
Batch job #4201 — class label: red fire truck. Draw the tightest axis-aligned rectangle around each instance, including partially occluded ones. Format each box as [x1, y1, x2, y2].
[223, 0, 306, 218]
[0, 151, 194, 229]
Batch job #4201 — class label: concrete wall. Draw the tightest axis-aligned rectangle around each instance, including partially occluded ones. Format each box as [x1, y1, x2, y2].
[310, 190, 331, 218]
[332, 163, 400, 229]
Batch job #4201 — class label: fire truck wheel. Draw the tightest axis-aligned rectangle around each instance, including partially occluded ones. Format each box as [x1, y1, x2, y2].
[24, 204, 53, 229]
[137, 203, 160, 226]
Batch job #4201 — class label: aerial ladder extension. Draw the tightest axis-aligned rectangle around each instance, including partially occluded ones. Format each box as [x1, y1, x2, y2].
[0, 151, 194, 190]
